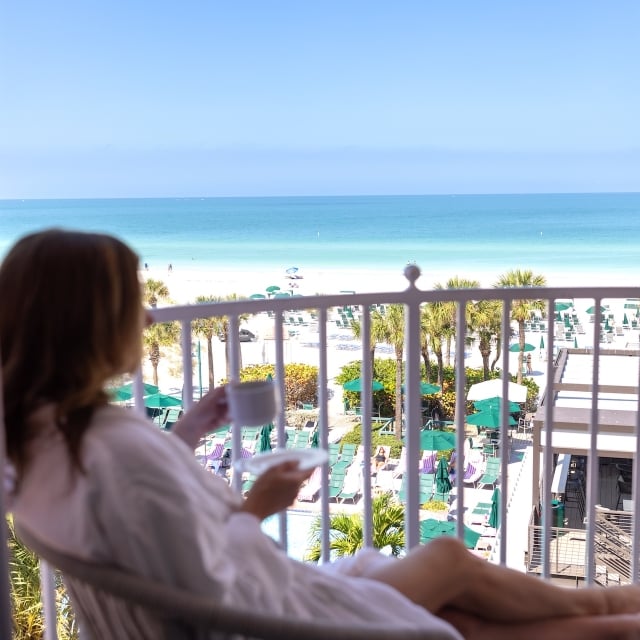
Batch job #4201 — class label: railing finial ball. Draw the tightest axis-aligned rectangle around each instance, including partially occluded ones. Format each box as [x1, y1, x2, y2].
[404, 263, 421, 286]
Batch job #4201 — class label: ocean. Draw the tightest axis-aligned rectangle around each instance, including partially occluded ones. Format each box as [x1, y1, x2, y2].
[1, 193, 639, 286]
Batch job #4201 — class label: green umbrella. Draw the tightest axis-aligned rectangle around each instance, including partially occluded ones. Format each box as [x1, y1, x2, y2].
[466, 408, 517, 429]
[508, 342, 535, 353]
[266, 285, 281, 293]
[273, 292, 291, 298]
[249, 293, 266, 299]
[419, 430, 456, 451]
[258, 424, 273, 453]
[110, 381, 160, 402]
[435, 457, 452, 494]
[624, 313, 629, 325]
[310, 429, 319, 448]
[585, 305, 606, 315]
[554, 302, 572, 312]
[419, 518, 481, 549]
[342, 378, 384, 392]
[143, 393, 182, 409]
[539, 335, 545, 350]
[473, 397, 521, 413]
[401, 381, 441, 395]
[488, 487, 501, 529]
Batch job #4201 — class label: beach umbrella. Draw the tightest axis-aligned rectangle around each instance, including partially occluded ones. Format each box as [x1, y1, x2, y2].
[273, 292, 291, 298]
[573, 336, 579, 348]
[585, 305, 606, 315]
[401, 381, 441, 395]
[419, 519, 481, 550]
[508, 342, 535, 353]
[143, 393, 182, 409]
[466, 408, 516, 429]
[624, 313, 629, 326]
[419, 430, 456, 451]
[266, 285, 281, 294]
[488, 487, 501, 529]
[539, 335, 545, 350]
[258, 424, 273, 453]
[285, 267, 299, 275]
[473, 397, 521, 414]
[110, 381, 159, 401]
[310, 429, 319, 448]
[467, 379, 528, 403]
[249, 293, 266, 299]
[435, 457, 452, 494]
[342, 378, 384, 392]
[554, 302, 572, 312]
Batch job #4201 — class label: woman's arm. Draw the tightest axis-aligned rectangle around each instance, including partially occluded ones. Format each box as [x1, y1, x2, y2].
[172, 386, 229, 450]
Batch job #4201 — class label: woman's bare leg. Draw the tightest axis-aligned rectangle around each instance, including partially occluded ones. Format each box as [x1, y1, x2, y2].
[364, 537, 640, 623]
[440, 609, 640, 640]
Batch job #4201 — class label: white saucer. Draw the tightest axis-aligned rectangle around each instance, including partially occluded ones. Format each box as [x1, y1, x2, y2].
[235, 448, 328, 475]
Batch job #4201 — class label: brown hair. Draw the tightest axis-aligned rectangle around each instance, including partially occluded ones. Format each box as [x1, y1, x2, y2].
[0, 229, 142, 474]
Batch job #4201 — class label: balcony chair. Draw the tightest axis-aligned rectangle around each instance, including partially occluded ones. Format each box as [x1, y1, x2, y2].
[17, 525, 458, 640]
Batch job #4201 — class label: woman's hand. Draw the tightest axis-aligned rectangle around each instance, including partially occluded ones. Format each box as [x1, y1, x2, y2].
[241, 461, 314, 520]
[172, 386, 229, 450]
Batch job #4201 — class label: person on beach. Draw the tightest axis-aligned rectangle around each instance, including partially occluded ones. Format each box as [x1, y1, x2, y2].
[4, 229, 640, 640]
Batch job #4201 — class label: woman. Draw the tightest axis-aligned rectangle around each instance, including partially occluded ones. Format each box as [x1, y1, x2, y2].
[3, 229, 640, 639]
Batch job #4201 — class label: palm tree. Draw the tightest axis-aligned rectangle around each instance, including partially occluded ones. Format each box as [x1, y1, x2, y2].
[468, 298, 503, 379]
[192, 295, 226, 389]
[377, 304, 405, 438]
[305, 493, 405, 561]
[215, 293, 251, 378]
[351, 309, 387, 372]
[8, 517, 78, 639]
[142, 279, 179, 386]
[494, 269, 547, 384]
[421, 301, 450, 387]
[435, 277, 480, 369]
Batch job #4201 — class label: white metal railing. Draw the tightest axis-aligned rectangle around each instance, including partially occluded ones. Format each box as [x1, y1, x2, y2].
[5, 267, 640, 635]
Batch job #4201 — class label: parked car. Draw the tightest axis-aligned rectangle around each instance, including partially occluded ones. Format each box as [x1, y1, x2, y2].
[219, 328, 256, 342]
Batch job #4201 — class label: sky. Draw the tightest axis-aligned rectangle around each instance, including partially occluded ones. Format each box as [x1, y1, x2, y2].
[1, 1, 639, 198]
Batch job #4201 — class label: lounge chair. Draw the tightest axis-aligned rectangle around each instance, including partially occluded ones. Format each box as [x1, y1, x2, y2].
[476, 458, 500, 489]
[17, 525, 458, 640]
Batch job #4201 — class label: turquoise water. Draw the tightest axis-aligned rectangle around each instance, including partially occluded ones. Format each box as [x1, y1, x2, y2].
[1, 193, 639, 277]
[261, 509, 317, 562]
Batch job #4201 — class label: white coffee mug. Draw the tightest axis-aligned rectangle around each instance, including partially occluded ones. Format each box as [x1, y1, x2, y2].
[226, 380, 279, 427]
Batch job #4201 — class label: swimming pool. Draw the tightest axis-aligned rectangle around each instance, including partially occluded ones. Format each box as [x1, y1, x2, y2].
[261, 509, 318, 562]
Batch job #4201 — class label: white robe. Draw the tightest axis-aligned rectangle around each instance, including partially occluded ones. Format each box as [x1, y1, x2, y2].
[12, 404, 460, 637]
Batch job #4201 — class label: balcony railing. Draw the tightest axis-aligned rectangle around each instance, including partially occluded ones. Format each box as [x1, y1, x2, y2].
[3, 267, 640, 635]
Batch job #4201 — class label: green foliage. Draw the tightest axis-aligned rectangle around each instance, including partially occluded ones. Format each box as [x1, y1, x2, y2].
[339, 424, 402, 458]
[237, 363, 319, 410]
[7, 517, 78, 639]
[421, 499, 449, 512]
[305, 493, 405, 561]
[334, 359, 396, 416]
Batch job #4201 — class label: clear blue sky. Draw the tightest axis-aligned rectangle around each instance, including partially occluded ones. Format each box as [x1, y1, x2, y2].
[1, 1, 638, 198]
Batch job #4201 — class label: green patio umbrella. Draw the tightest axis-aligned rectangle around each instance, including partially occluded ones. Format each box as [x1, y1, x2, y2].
[249, 293, 266, 299]
[110, 381, 160, 402]
[435, 457, 452, 494]
[466, 408, 517, 429]
[401, 381, 441, 395]
[342, 378, 384, 392]
[539, 335, 545, 350]
[624, 313, 630, 325]
[488, 487, 501, 529]
[419, 430, 456, 451]
[258, 424, 273, 453]
[143, 393, 182, 409]
[419, 518, 481, 549]
[265, 285, 281, 294]
[554, 301, 572, 312]
[473, 397, 521, 413]
[508, 342, 535, 352]
[585, 305, 606, 315]
[573, 336, 579, 348]
[310, 429, 320, 448]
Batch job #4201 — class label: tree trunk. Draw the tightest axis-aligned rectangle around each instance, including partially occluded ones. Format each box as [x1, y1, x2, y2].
[394, 353, 403, 439]
[445, 336, 452, 367]
[149, 343, 160, 386]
